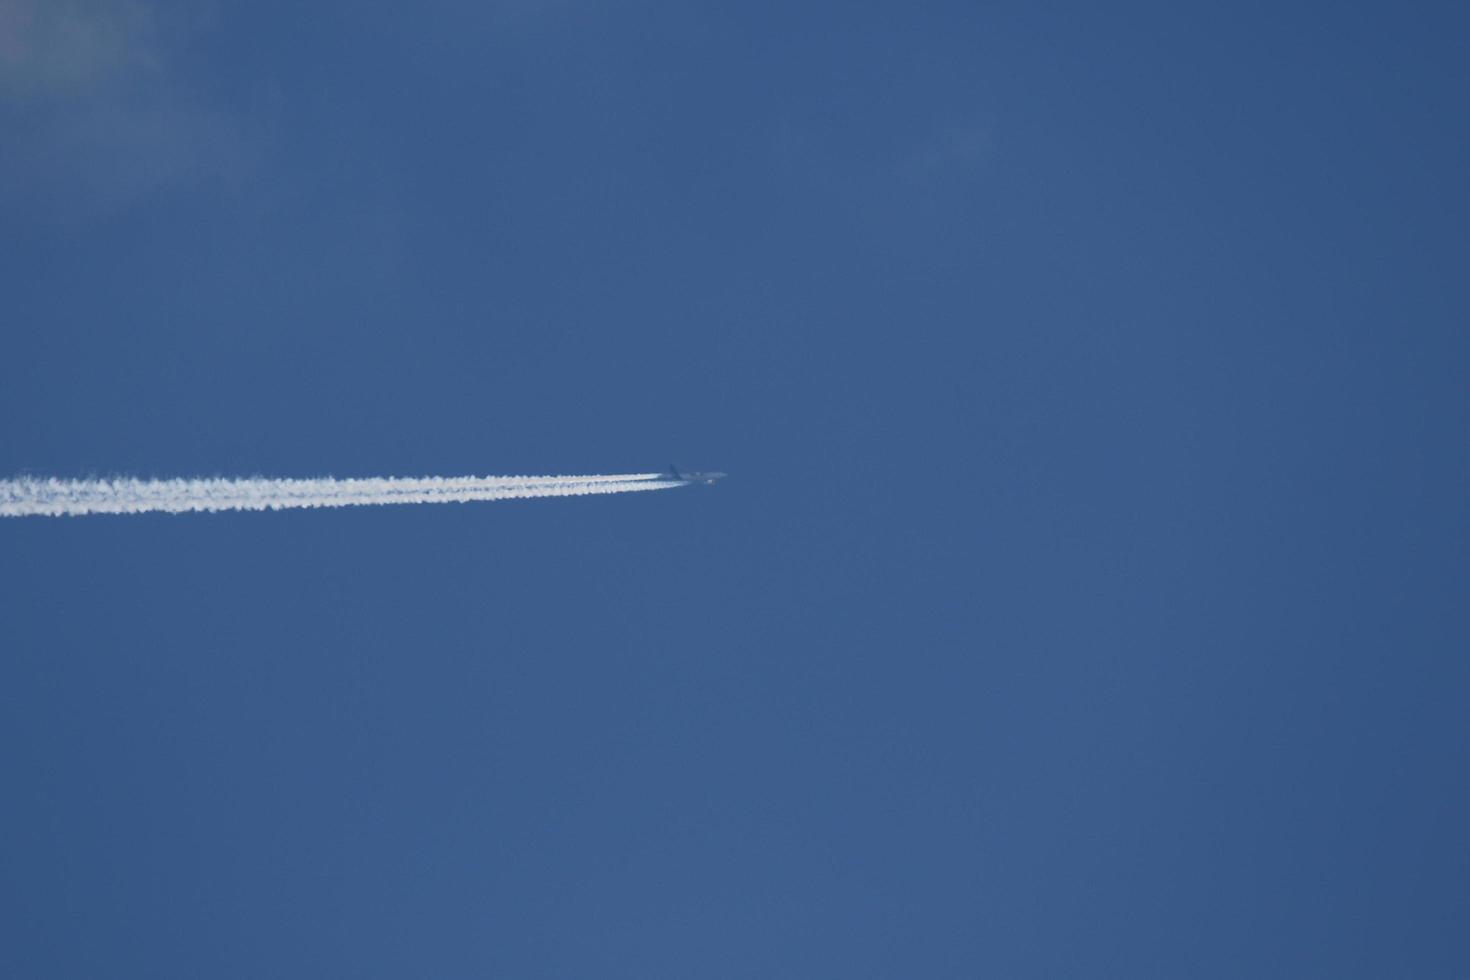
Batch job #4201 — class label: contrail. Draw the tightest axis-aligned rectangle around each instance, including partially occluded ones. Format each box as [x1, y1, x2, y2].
[0, 473, 682, 517]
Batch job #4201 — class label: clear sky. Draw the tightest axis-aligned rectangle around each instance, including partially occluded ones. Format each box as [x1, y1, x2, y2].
[3, 2, 1467, 976]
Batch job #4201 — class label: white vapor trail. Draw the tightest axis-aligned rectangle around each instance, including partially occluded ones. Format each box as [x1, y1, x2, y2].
[0, 474, 683, 517]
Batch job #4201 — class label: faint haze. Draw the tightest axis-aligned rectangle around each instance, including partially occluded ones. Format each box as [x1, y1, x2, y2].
[0, 0, 260, 213]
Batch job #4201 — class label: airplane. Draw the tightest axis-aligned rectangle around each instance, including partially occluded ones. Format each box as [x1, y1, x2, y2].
[668, 465, 726, 486]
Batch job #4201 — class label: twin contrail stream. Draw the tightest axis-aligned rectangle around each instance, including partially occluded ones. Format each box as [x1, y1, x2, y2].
[0, 474, 683, 517]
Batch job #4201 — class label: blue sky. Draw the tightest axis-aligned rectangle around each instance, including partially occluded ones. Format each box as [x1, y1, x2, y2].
[3, 2, 1468, 976]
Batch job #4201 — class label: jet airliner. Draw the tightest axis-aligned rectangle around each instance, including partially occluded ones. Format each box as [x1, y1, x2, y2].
[668, 466, 726, 486]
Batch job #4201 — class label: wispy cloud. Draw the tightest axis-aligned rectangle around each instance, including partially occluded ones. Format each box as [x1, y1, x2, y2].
[0, 0, 258, 213]
[904, 121, 991, 181]
[0, 0, 158, 94]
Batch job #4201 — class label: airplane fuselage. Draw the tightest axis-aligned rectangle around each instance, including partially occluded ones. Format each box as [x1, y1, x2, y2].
[669, 467, 726, 486]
